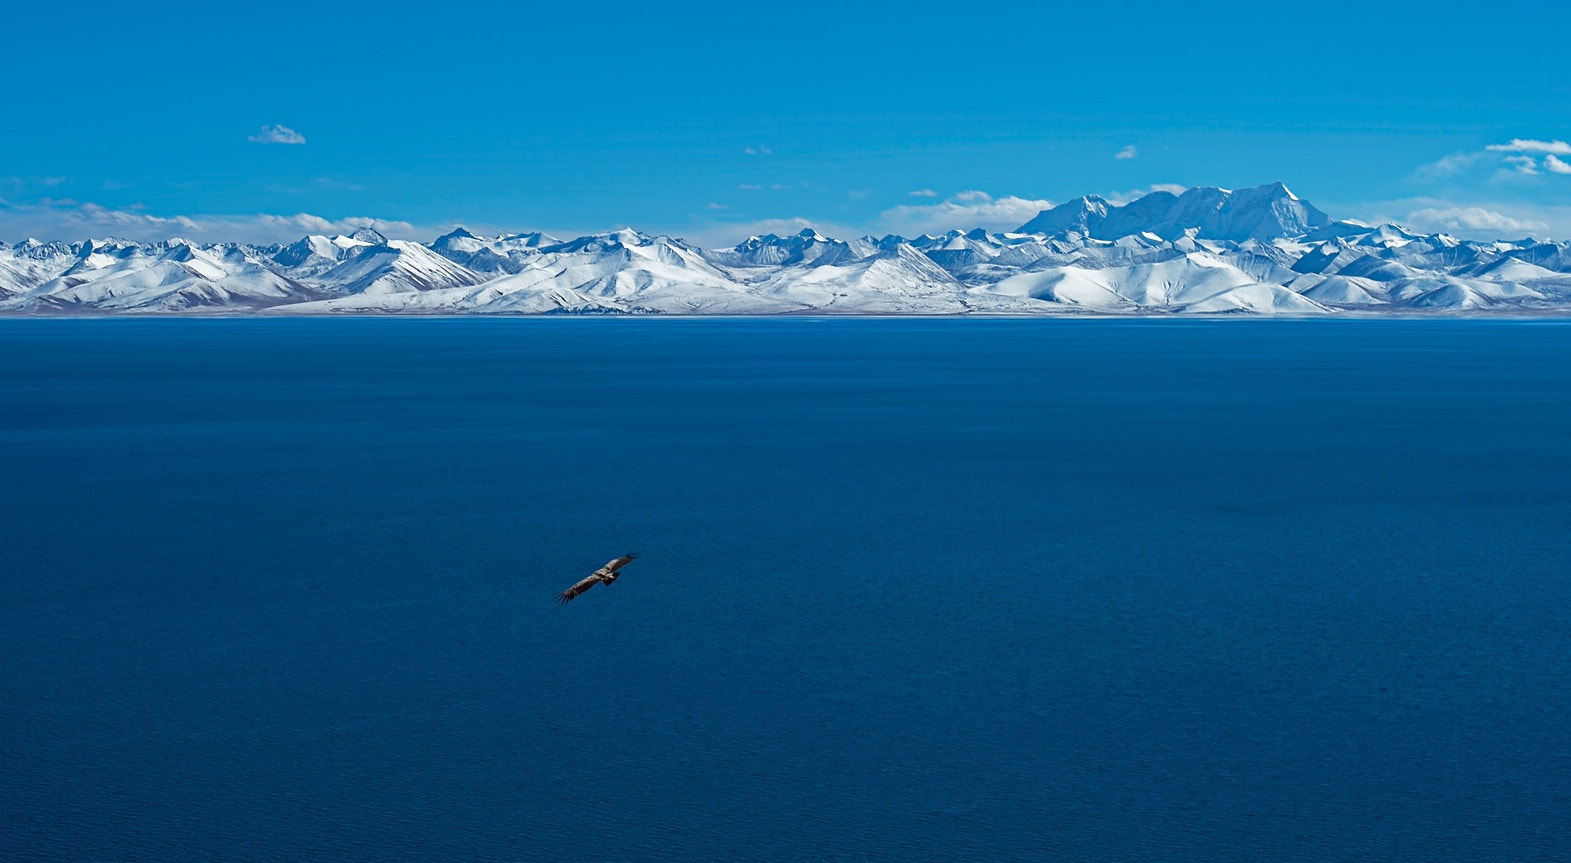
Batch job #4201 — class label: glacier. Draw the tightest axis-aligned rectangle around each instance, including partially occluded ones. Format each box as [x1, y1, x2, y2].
[4, 183, 1571, 315]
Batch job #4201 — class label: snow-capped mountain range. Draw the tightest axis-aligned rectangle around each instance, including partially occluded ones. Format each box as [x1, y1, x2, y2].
[4, 183, 1570, 315]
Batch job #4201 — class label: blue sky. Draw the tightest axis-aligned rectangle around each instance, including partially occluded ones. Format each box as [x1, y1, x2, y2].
[3, 0, 1569, 244]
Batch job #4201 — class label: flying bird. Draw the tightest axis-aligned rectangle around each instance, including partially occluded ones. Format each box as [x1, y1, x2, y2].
[557, 554, 635, 604]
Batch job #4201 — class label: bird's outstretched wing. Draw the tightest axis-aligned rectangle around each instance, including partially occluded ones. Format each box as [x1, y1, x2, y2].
[600, 554, 636, 576]
[557, 574, 603, 604]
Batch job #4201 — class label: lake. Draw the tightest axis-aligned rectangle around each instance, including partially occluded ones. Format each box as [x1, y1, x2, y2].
[2, 317, 1568, 861]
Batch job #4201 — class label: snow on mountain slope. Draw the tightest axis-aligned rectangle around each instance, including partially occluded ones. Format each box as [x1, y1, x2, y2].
[707, 229, 878, 269]
[271, 233, 376, 276]
[271, 281, 627, 315]
[1292, 274, 1387, 306]
[298, 229, 796, 314]
[1, 241, 312, 312]
[747, 243, 970, 313]
[1017, 183, 1331, 242]
[982, 253, 1323, 313]
[1181, 283, 1328, 314]
[0, 239, 77, 296]
[426, 228, 562, 274]
[314, 240, 485, 295]
[1465, 257, 1560, 282]
[1016, 196, 1112, 237]
[7, 182, 1571, 315]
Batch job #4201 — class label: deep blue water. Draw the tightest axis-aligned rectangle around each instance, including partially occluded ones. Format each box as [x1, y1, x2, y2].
[2, 318, 1569, 862]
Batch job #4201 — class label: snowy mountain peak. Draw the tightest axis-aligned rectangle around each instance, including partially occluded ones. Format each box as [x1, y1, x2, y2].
[160, 242, 198, 262]
[499, 231, 558, 247]
[5, 182, 1570, 316]
[712, 229, 863, 268]
[429, 228, 488, 254]
[1017, 183, 1329, 242]
[1017, 195, 1112, 236]
[348, 227, 388, 245]
[9, 238, 72, 260]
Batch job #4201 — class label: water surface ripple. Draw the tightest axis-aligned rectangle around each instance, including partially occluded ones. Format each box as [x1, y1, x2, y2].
[2, 318, 1568, 861]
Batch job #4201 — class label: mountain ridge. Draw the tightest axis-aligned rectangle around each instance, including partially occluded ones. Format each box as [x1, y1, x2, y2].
[5, 183, 1570, 315]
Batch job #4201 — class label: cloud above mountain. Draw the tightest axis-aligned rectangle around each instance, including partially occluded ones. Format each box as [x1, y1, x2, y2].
[1338, 192, 1571, 239]
[0, 200, 415, 245]
[1418, 137, 1571, 182]
[877, 190, 1054, 236]
[9, 180, 1571, 252]
[1404, 205, 1549, 236]
[1103, 184, 1189, 206]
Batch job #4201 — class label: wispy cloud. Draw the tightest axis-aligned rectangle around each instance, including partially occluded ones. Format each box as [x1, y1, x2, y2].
[1, 175, 69, 196]
[1102, 183, 1189, 205]
[743, 146, 772, 156]
[0, 200, 421, 245]
[1505, 155, 1540, 175]
[1485, 138, 1571, 155]
[1403, 205, 1549, 236]
[1115, 145, 1139, 160]
[1417, 137, 1571, 182]
[1342, 192, 1571, 239]
[247, 124, 307, 145]
[908, 188, 938, 197]
[877, 190, 1053, 236]
[737, 184, 762, 190]
[1414, 151, 1489, 181]
[706, 202, 729, 210]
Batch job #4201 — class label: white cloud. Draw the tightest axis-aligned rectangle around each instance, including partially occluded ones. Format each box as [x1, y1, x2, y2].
[1485, 138, 1571, 155]
[706, 202, 728, 210]
[737, 184, 762, 190]
[1414, 151, 1488, 181]
[247, 124, 307, 145]
[1417, 139, 1571, 183]
[876, 190, 1053, 236]
[1403, 206, 1549, 237]
[1505, 155, 1540, 175]
[0, 200, 422, 245]
[908, 188, 938, 197]
[1102, 183, 1188, 206]
[1, 175, 69, 196]
[1345, 194, 1571, 240]
[743, 146, 773, 156]
[1115, 145, 1139, 160]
